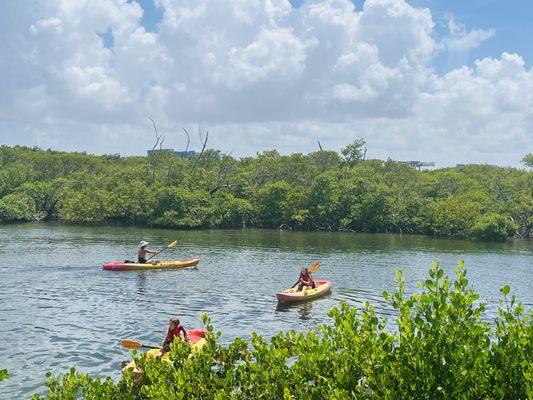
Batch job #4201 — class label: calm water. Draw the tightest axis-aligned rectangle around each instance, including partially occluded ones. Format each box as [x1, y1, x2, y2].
[0, 224, 531, 398]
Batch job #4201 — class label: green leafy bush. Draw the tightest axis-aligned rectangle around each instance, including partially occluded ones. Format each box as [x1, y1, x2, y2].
[33, 263, 532, 399]
[469, 213, 518, 241]
[0, 193, 35, 222]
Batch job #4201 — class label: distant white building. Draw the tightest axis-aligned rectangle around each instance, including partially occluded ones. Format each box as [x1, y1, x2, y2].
[147, 149, 200, 158]
[456, 163, 497, 169]
[399, 161, 436, 170]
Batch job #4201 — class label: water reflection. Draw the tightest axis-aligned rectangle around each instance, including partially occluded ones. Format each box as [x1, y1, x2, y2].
[276, 300, 314, 320]
[275, 294, 334, 321]
[136, 272, 147, 295]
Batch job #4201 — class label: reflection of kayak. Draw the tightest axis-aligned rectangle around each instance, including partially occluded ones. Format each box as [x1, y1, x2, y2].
[122, 328, 208, 377]
[276, 280, 333, 303]
[103, 258, 200, 271]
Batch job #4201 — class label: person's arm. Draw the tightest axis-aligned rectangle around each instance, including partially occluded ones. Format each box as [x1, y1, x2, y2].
[146, 249, 159, 254]
[291, 277, 302, 288]
[180, 327, 188, 342]
[161, 330, 172, 351]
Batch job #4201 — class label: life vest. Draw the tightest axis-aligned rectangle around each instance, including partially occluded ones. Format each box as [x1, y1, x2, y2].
[165, 323, 185, 343]
[300, 272, 314, 286]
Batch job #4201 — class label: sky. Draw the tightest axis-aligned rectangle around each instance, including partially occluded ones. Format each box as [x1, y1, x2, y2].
[0, 0, 532, 167]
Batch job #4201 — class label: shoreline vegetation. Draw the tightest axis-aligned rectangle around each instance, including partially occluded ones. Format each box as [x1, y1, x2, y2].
[0, 144, 531, 241]
[6, 262, 528, 399]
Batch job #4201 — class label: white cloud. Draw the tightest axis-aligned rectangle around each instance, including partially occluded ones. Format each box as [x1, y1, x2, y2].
[225, 26, 310, 89]
[442, 18, 495, 53]
[0, 0, 531, 166]
[29, 17, 63, 35]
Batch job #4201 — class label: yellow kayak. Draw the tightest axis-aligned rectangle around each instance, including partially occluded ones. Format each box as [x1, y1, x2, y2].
[123, 329, 207, 378]
[103, 258, 200, 271]
[276, 280, 333, 303]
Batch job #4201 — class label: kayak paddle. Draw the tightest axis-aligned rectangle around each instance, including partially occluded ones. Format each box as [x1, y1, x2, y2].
[121, 339, 159, 350]
[146, 240, 178, 261]
[310, 262, 320, 273]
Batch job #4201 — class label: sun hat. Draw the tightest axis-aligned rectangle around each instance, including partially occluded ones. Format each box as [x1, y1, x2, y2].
[139, 241, 149, 248]
[170, 316, 180, 324]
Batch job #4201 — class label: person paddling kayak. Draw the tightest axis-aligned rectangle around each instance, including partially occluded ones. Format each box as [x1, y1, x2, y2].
[138, 241, 159, 264]
[161, 317, 188, 353]
[294, 267, 316, 291]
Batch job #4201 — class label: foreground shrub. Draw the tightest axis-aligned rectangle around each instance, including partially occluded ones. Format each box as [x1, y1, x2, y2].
[33, 263, 532, 399]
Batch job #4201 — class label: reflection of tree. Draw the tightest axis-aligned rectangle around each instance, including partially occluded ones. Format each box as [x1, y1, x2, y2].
[296, 301, 313, 320]
[276, 300, 314, 321]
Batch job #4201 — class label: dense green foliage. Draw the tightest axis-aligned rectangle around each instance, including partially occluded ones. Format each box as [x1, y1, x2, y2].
[31, 262, 532, 399]
[0, 144, 531, 240]
[469, 213, 518, 241]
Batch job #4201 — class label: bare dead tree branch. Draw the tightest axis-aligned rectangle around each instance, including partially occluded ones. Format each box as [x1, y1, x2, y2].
[198, 122, 204, 142]
[182, 128, 191, 153]
[148, 117, 162, 150]
[209, 183, 242, 195]
[147, 117, 164, 184]
[209, 152, 238, 194]
[317, 139, 323, 151]
[190, 129, 209, 173]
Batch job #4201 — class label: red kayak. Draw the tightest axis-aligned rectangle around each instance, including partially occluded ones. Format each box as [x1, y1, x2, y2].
[186, 328, 208, 343]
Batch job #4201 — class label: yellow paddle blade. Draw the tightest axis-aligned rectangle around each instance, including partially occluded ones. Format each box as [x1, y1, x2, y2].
[121, 339, 142, 350]
[167, 240, 178, 248]
[310, 262, 320, 273]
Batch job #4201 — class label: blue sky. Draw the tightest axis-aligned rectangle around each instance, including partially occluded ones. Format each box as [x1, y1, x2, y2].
[0, 0, 532, 166]
[410, 0, 533, 71]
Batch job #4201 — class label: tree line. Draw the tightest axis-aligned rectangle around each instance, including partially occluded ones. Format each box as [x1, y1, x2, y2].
[0, 144, 531, 241]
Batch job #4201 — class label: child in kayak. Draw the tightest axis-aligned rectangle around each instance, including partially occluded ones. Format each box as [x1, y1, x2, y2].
[161, 317, 188, 353]
[138, 241, 159, 264]
[294, 267, 315, 291]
